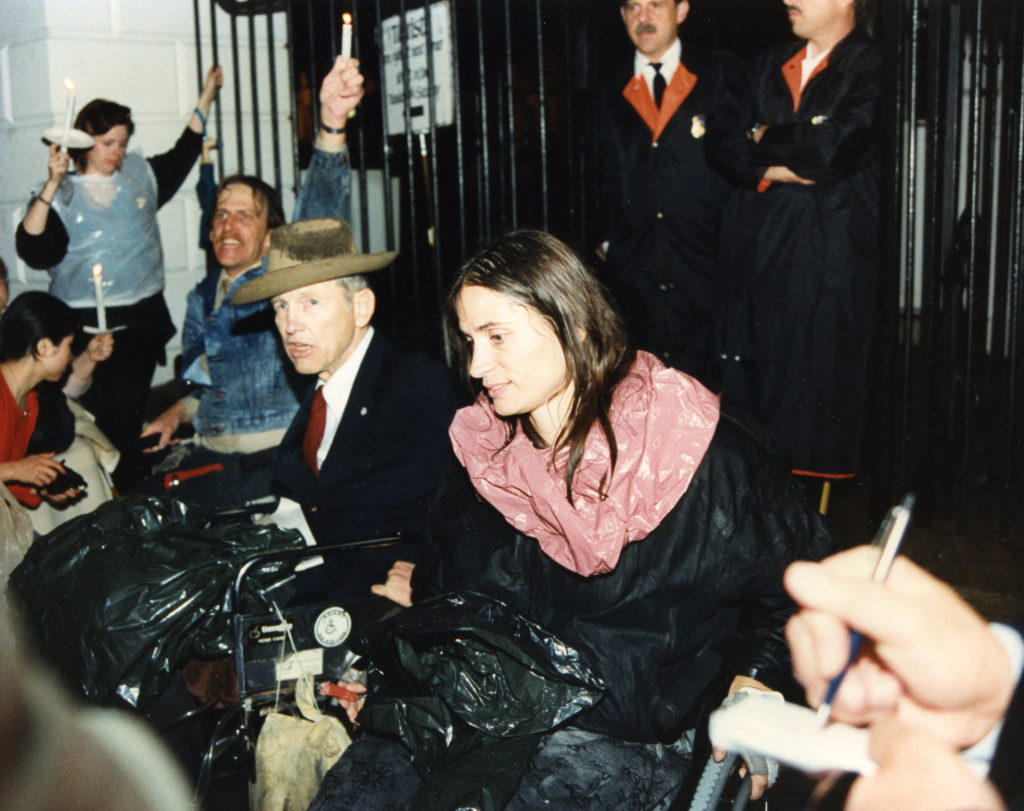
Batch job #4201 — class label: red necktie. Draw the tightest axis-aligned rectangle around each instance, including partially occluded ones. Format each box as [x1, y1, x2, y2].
[303, 387, 327, 475]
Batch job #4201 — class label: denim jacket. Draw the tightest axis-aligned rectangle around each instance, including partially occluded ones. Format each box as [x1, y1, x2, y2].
[181, 146, 351, 436]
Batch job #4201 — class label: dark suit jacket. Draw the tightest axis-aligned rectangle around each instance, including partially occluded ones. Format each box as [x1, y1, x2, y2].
[272, 332, 463, 546]
[597, 42, 746, 386]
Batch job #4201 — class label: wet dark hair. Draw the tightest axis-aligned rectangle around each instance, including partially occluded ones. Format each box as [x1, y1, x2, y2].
[214, 174, 286, 231]
[445, 230, 636, 503]
[0, 292, 80, 362]
[71, 99, 135, 167]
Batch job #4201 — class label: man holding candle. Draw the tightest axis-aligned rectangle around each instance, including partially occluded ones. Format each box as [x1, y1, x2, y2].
[596, 0, 745, 390]
[135, 57, 367, 507]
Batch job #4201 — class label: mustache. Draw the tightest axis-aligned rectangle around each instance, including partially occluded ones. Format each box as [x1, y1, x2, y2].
[634, 23, 657, 35]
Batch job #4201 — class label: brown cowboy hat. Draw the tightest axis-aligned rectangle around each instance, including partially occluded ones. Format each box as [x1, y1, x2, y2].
[231, 217, 397, 305]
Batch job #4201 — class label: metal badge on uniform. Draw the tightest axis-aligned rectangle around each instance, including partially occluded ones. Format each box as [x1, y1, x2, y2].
[691, 115, 706, 139]
[811, 115, 830, 125]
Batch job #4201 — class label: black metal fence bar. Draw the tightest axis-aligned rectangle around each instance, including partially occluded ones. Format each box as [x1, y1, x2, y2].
[193, 0, 205, 119]
[534, 0, 548, 231]
[283, 1, 301, 208]
[422, 0, 444, 315]
[229, 12, 244, 169]
[247, 10, 263, 179]
[1004, 9, 1024, 533]
[345, 2, 372, 260]
[449, 1, 467, 261]
[503, 0, 517, 230]
[398, 0, 422, 338]
[265, 2, 283, 194]
[474, 0, 490, 240]
[901, 0, 919, 505]
[371, 0, 398, 329]
[918, 0, 943, 527]
[209, 0, 225, 179]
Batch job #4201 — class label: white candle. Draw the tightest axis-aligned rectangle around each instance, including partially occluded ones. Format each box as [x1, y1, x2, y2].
[91, 264, 107, 332]
[61, 78, 76, 153]
[341, 13, 353, 60]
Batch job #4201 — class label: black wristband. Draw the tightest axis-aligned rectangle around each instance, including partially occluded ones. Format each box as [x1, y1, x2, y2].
[319, 123, 346, 135]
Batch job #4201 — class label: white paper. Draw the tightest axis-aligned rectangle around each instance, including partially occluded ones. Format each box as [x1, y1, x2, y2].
[274, 648, 325, 681]
[709, 699, 877, 775]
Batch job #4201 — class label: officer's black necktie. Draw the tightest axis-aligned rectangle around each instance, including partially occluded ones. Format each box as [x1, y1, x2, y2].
[650, 62, 666, 109]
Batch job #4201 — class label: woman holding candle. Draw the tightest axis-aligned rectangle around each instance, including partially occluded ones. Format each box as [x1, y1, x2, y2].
[16, 66, 223, 486]
[0, 291, 86, 508]
[310, 231, 836, 809]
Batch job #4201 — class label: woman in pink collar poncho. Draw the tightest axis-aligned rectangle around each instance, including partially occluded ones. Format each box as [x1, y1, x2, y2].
[312, 231, 834, 811]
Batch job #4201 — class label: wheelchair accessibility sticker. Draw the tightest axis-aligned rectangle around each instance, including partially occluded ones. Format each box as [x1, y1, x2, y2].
[314, 606, 352, 648]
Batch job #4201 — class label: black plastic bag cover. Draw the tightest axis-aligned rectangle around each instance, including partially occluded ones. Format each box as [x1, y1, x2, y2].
[356, 591, 605, 770]
[8, 494, 303, 709]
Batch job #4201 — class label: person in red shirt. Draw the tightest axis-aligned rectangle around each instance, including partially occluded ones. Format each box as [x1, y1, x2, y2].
[0, 291, 84, 506]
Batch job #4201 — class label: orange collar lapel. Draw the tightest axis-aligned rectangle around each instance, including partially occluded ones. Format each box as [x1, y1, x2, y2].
[621, 62, 699, 142]
[623, 74, 659, 135]
[654, 63, 697, 140]
[782, 45, 831, 112]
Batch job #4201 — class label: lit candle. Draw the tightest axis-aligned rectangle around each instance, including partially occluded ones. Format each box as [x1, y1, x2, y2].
[61, 78, 75, 153]
[341, 13, 353, 60]
[91, 264, 107, 332]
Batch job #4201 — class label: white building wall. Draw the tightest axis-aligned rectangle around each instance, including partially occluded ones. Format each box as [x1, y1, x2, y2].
[0, 0, 295, 385]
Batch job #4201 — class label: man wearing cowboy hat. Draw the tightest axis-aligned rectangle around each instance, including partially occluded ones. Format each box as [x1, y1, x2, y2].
[232, 217, 462, 547]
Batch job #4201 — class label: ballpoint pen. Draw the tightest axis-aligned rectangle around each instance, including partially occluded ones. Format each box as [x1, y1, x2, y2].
[815, 494, 916, 726]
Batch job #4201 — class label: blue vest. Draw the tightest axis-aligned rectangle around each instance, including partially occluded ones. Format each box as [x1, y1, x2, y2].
[48, 153, 163, 307]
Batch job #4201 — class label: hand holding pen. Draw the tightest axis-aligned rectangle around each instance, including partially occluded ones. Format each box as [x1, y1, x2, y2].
[784, 533, 1015, 752]
[815, 495, 916, 725]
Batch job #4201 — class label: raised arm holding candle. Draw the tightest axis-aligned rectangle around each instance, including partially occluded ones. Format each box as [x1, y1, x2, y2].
[318, 52, 364, 144]
[15, 66, 223, 484]
[132, 58, 365, 508]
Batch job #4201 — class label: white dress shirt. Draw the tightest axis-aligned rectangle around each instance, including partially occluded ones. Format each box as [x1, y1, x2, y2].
[800, 44, 833, 91]
[261, 327, 376, 550]
[634, 38, 682, 100]
[310, 325, 375, 471]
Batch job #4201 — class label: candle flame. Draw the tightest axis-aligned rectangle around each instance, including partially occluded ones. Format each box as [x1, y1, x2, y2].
[92, 264, 103, 280]
[342, 12, 352, 24]
[64, 77, 75, 92]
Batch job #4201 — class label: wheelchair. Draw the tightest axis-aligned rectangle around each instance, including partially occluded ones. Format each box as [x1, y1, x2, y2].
[185, 530, 419, 809]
